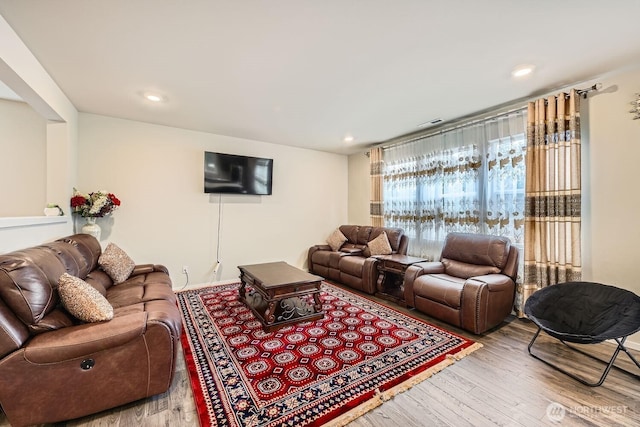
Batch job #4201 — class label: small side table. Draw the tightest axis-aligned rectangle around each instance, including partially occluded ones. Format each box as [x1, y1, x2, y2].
[374, 254, 427, 306]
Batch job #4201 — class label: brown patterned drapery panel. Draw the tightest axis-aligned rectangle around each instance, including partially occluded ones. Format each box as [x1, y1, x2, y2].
[369, 147, 384, 227]
[518, 89, 582, 316]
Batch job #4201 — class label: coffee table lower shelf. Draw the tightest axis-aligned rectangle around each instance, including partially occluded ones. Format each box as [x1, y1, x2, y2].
[240, 292, 325, 332]
[238, 261, 325, 332]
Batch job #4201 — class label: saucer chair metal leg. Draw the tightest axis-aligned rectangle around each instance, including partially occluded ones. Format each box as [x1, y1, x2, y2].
[618, 339, 640, 370]
[527, 327, 634, 387]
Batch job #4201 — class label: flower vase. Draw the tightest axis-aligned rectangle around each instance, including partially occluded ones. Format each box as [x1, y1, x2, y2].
[81, 217, 101, 241]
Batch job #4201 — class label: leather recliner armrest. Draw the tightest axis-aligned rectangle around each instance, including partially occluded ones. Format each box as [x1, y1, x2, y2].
[131, 264, 154, 275]
[461, 275, 516, 334]
[403, 262, 445, 306]
[23, 312, 148, 364]
[152, 264, 170, 274]
[468, 273, 514, 291]
[308, 244, 331, 261]
[308, 245, 332, 273]
[360, 257, 379, 294]
[131, 264, 169, 275]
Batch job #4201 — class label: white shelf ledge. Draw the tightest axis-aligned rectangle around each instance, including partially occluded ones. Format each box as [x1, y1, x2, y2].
[0, 216, 70, 229]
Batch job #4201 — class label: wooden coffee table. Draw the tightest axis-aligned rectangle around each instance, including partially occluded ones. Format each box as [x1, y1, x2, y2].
[238, 261, 325, 331]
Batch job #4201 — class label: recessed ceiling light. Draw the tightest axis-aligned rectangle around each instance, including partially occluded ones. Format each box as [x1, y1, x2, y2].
[343, 135, 354, 143]
[144, 93, 165, 102]
[512, 65, 535, 78]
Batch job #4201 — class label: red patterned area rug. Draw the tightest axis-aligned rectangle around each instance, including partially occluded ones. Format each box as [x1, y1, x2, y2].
[177, 282, 481, 427]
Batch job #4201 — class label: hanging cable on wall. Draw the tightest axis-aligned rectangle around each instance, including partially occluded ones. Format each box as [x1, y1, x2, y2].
[212, 192, 222, 281]
[179, 269, 190, 290]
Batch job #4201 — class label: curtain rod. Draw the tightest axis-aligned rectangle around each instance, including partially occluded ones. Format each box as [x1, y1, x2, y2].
[382, 105, 528, 148]
[370, 82, 602, 152]
[576, 82, 602, 98]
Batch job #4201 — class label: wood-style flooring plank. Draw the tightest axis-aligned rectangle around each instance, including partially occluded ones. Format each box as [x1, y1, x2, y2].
[1, 292, 639, 427]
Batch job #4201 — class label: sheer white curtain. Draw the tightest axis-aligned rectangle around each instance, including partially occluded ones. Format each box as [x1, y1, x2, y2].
[383, 111, 527, 267]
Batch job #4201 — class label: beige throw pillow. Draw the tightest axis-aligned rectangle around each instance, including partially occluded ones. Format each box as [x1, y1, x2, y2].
[58, 273, 114, 322]
[327, 228, 348, 252]
[98, 243, 136, 284]
[367, 231, 393, 256]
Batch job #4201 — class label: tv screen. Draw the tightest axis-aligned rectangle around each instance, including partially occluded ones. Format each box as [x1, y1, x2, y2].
[204, 151, 273, 195]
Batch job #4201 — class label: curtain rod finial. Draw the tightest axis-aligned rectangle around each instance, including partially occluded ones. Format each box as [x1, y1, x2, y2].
[580, 83, 602, 98]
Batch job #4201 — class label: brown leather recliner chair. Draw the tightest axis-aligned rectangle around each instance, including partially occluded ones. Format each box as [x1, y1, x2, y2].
[403, 232, 518, 334]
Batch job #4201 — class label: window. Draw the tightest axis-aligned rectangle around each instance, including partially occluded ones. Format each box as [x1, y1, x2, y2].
[383, 111, 526, 264]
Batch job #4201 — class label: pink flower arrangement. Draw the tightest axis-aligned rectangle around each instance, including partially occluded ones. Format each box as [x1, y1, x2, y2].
[70, 188, 121, 218]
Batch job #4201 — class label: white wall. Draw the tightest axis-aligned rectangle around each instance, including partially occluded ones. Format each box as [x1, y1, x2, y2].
[0, 218, 71, 253]
[77, 113, 348, 286]
[583, 65, 640, 345]
[0, 99, 46, 216]
[347, 64, 640, 346]
[583, 64, 640, 287]
[347, 150, 371, 226]
[0, 14, 76, 251]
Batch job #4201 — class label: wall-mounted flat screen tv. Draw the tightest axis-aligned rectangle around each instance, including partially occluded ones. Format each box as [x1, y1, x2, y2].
[204, 151, 273, 195]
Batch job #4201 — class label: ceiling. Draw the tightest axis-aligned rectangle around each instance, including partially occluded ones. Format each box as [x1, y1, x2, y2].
[1, 1, 640, 155]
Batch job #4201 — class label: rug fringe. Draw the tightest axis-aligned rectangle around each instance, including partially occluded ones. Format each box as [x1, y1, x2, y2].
[449, 341, 483, 360]
[322, 342, 483, 427]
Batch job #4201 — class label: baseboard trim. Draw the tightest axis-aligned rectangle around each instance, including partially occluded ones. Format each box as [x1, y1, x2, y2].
[174, 280, 239, 292]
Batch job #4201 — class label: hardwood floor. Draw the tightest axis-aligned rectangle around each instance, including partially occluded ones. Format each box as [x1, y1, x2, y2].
[1, 293, 638, 427]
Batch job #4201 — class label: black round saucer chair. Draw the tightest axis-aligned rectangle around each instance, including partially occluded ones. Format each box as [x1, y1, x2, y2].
[524, 281, 640, 387]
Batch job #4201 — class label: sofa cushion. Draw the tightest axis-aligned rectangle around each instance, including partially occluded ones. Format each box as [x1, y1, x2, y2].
[58, 273, 114, 322]
[356, 226, 374, 245]
[56, 233, 102, 274]
[442, 258, 500, 279]
[328, 252, 344, 270]
[0, 247, 65, 327]
[327, 228, 348, 251]
[41, 241, 89, 278]
[99, 243, 136, 284]
[366, 231, 393, 256]
[339, 225, 363, 245]
[83, 270, 113, 295]
[107, 280, 177, 308]
[339, 256, 365, 277]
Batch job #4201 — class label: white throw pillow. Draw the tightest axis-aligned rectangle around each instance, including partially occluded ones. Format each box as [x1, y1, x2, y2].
[58, 273, 114, 322]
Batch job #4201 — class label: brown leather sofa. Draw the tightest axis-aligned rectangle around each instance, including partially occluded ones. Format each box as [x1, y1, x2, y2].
[0, 234, 182, 426]
[308, 225, 408, 294]
[404, 232, 518, 334]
